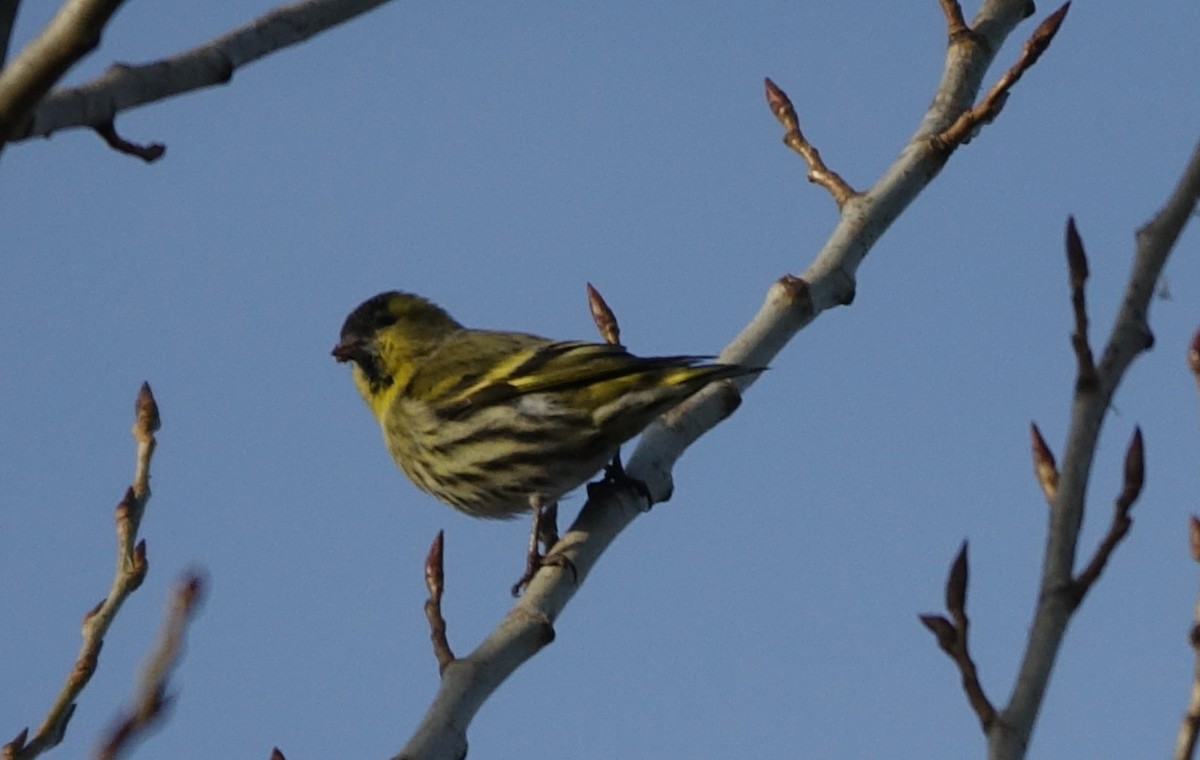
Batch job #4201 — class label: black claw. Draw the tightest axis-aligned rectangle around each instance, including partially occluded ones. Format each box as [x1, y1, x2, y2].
[601, 450, 653, 504]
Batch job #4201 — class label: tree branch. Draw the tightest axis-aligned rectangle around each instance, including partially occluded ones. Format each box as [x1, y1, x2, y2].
[933, 4, 1069, 152]
[4, 383, 161, 760]
[423, 532, 455, 675]
[763, 77, 856, 207]
[0, 0, 128, 153]
[2, 0, 396, 154]
[1068, 427, 1143, 604]
[394, 2, 1066, 757]
[992, 137, 1200, 759]
[920, 542, 997, 731]
[95, 571, 206, 760]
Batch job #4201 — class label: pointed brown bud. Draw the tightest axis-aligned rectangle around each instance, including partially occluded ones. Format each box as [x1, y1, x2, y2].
[115, 486, 136, 519]
[919, 614, 957, 650]
[946, 541, 969, 621]
[1189, 516, 1200, 563]
[586, 283, 621, 346]
[1119, 426, 1144, 512]
[425, 530, 445, 600]
[1064, 216, 1088, 290]
[270, 749, 287, 760]
[1029, 4, 1070, 56]
[764, 77, 798, 132]
[135, 382, 160, 435]
[1030, 423, 1058, 504]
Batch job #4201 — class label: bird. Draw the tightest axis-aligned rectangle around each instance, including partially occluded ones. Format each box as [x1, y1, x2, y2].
[332, 290, 756, 589]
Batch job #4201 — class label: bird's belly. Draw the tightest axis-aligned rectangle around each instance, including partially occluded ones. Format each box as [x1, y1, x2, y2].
[385, 401, 616, 519]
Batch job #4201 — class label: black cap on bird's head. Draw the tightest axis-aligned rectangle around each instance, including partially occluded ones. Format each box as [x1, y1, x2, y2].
[332, 291, 464, 392]
[332, 291, 403, 390]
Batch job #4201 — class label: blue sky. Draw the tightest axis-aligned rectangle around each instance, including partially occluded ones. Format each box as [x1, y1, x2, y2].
[3, 3, 1199, 758]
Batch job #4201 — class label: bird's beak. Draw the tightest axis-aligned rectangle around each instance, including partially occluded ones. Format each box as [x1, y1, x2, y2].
[331, 340, 362, 364]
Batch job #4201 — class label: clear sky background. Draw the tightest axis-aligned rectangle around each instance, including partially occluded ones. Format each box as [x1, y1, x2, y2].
[3, 3, 1199, 758]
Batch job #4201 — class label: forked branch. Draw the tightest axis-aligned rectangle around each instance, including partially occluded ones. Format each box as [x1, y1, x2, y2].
[991, 138, 1200, 759]
[919, 542, 997, 731]
[4, 384, 161, 760]
[1, 0, 398, 158]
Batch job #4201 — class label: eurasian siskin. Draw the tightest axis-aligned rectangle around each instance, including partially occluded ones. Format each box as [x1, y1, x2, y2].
[332, 290, 755, 519]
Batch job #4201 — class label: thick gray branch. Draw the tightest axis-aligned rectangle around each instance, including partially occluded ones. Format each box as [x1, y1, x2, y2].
[0, 0, 126, 148]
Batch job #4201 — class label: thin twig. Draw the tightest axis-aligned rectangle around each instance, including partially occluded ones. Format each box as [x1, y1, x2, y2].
[94, 121, 165, 163]
[95, 571, 206, 760]
[4, 384, 160, 760]
[762, 77, 856, 207]
[934, 3, 1070, 151]
[423, 531, 455, 674]
[1064, 217, 1098, 389]
[937, 0, 970, 38]
[1069, 427, 1143, 604]
[920, 542, 996, 731]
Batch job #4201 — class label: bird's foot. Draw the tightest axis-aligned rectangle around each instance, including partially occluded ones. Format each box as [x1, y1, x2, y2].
[511, 500, 577, 597]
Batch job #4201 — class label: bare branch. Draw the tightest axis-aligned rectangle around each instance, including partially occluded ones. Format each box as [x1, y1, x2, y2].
[994, 137, 1200, 758]
[423, 531, 455, 674]
[94, 121, 165, 163]
[762, 77, 856, 207]
[0, 0, 127, 151]
[4, 384, 161, 760]
[1064, 217, 1098, 389]
[1070, 427, 1143, 602]
[96, 572, 206, 760]
[935, 4, 1070, 152]
[920, 542, 996, 732]
[938, 0, 970, 38]
[5, 0, 397, 152]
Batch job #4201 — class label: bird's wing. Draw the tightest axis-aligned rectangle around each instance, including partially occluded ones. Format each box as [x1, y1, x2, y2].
[423, 338, 710, 419]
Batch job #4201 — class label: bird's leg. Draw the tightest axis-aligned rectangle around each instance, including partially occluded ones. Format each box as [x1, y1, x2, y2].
[536, 500, 560, 551]
[511, 496, 573, 596]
